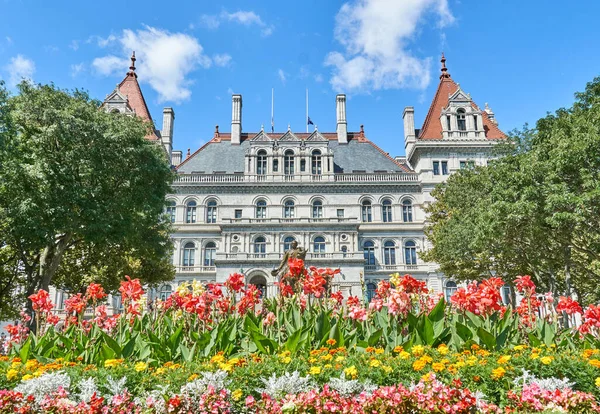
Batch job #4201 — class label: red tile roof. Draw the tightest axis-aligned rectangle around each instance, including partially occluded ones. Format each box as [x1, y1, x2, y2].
[418, 56, 505, 140]
[116, 52, 160, 141]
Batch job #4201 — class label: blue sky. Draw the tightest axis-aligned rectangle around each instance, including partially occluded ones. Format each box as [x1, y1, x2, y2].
[1, 0, 599, 157]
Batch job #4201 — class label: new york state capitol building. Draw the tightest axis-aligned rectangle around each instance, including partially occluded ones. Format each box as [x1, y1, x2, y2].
[97, 54, 505, 305]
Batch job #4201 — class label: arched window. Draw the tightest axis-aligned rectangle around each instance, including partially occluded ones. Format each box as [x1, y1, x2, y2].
[206, 200, 217, 223]
[284, 150, 295, 175]
[158, 284, 172, 301]
[313, 236, 326, 254]
[366, 283, 377, 302]
[311, 150, 322, 175]
[383, 240, 396, 265]
[254, 236, 266, 256]
[183, 242, 196, 267]
[255, 200, 267, 219]
[444, 281, 458, 302]
[363, 240, 375, 266]
[361, 200, 372, 222]
[166, 201, 176, 223]
[404, 241, 417, 265]
[312, 200, 323, 218]
[382, 199, 392, 222]
[402, 200, 413, 223]
[284, 236, 295, 251]
[204, 242, 216, 266]
[501, 286, 512, 305]
[283, 199, 295, 218]
[457, 108, 466, 131]
[257, 150, 267, 175]
[186, 201, 197, 223]
[341, 245, 348, 258]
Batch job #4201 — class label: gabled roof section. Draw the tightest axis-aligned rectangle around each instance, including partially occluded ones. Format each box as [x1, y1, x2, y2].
[250, 130, 273, 142]
[306, 130, 328, 142]
[279, 129, 300, 142]
[418, 54, 505, 140]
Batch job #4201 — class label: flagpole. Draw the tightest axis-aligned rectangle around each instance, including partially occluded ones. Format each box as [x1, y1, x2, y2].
[306, 88, 309, 133]
[271, 88, 274, 133]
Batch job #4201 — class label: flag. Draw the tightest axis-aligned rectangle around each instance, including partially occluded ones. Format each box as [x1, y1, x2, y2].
[307, 116, 314, 126]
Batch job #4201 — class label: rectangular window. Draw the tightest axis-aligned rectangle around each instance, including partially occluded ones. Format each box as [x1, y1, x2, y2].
[234, 209, 242, 219]
[441, 161, 449, 175]
[432, 161, 440, 175]
[446, 115, 451, 131]
[337, 209, 344, 218]
[273, 159, 278, 172]
[460, 160, 476, 169]
[300, 159, 306, 172]
[473, 115, 478, 131]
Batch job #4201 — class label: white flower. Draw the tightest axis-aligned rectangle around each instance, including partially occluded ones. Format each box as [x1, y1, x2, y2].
[75, 377, 99, 402]
[14, 371, 71, 403]
[256, 371, 315, 399]
[105, 375, 127, 397]
[327, 373, 377, 397]
[513, 368, 574, 391]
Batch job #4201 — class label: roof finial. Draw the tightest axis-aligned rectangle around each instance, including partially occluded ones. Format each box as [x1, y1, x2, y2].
[261, 124, 264, 132]
[214, 124, 219, 137]
[128, 51, 137, 77]
[287, 123, 291, 131]
[440, 52, 450, 79]
[186, 148, 191, 158]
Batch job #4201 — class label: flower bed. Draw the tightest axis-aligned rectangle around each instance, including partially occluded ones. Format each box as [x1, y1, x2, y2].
[3, 260, 600, 411]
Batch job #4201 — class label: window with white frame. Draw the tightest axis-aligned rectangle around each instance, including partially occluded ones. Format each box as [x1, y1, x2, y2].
[382, 199, 393, 222]
[444, 280, 458, 302]
[457, 108, 466, 131]
[404, 240, 417, 265]
[402, 199, 413, 222]
[312, 200, 323, 218]
[363, 240, 375, 266]
[383, 240, 396, 265]
[254, 236, 266, 256]
[186, 201, 197, 223]
[284, 150, 295, 175]
[257, 150, 267, 175]
[284, 236, 295, 251]
[166, 201, 176, 223]
[255, 200, 267, 218]
[311, 150, 322, 175]
[183, 242, 196, 267]
[361, 200, 372, 222]
[204, 242, 216, 266]
[206, 200, 217, 223]
[283, 199, 295, 218]
[313, 236, 326, 254]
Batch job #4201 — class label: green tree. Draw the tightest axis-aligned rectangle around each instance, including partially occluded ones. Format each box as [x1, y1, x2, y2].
[423, 77, 600, 304]
[0, 82, 175, 319]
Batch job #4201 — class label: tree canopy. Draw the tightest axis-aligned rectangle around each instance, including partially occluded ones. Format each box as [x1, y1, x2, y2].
[0, 82, 175, 319]
[423, 76, 600, 304]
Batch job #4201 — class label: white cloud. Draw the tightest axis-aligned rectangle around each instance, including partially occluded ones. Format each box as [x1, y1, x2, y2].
[5, 55, 35, 87]
[325, 0, 454, 92]
[70, 62, 85, 77]
[69, 40, 79, 51]
[6, 36, 12, 45]
[227, 87, 235, 95]
[314, 74, 324, 83]
[93, 34, 118, 48]
[213, 53, 232, 67]
[277, 69, 286, 84]
[92, 26, 215, 102]
[196, 10, 274, 36]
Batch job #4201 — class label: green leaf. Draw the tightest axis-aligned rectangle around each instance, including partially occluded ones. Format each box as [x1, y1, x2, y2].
[477, 327, 496, 350]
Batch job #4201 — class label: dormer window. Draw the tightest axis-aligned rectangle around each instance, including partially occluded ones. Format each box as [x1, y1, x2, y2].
[457, 108, 466, 131]
[473, 114, 478, 131]
[257, 150, 267, 175]
[446, 115, 451, 131]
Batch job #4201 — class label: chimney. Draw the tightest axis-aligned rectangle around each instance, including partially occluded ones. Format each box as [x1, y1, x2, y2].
[161, 107, 175, 159]
[171, 150, 182, 166]
[231, 94, 242, 145]
[336, 94, 348, 144]
[403, 106, 416, 157]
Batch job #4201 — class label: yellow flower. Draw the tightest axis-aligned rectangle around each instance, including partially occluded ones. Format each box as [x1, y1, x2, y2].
[309, 366, 321, 375]
[177, 282, 190, 297]
[188, 374, 199, 381]
[281, 356, 292, 364]
[411, 345, 425, 356]
[344, 365, 358, 379]
[412, 359, 427, 372]
[530, 353, 540, 360]
[219, 363, 234, 372]
[21, 374, 33, 381]
[190, 280, 205, 296]
[421, 372, 433, 382]
[104, 359, 120, 368]
[308, 357, 317, 364]
[540, 356, 554, 365]
[134, 362, 148, 372]
[514, 345, 526, 352]
[375, 348, 385, 355]
[595, 377, 600, 388]
[497, 355, 511, 365]
[491, 367, 506, 380]
[335, 356, 345, 362]
[393, 346, 403, 354]
[320, 354, 333, 362]
[590, 359, 600, 368]
[154, 367, 166, 375]
[432, 362, 445, 372]
[228, 357, 240, 366]
[324, 364, 332, 369]
[25, 360, 38, 371]
[369, 359, 381, 368]
[326, 339, 337, 346]
[399, 351, 411, 360]
[365, 346, 376, 353]
[6, 369, 19, 380]
[211, 354, 226, 364]
[455, 361, 466, 368]
[389, 273, 401, 287]
[382, 366, 393, 374]
[437, 344, 449, 355]
[232, 389, 243, 401]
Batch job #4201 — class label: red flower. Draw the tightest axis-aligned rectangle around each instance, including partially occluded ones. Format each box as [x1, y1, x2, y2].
[330, 291, 344, 305]
[225, 273, 245, 293]
[398, 275, 428, 294]
[119, 276, 144, 302]
[514, 275, 536, 296]
[28, 289, 54, 313]
[303, 273, 327, 298]
[64, 293, 86, 316]
[556, 296, 582, 315]
[288, 258, 306, 277]
[86, 283, 107, 302]
[275, 282, 294, 297]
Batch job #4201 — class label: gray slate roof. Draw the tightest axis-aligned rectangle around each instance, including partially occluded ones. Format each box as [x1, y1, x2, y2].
[177, 135, 410, 174]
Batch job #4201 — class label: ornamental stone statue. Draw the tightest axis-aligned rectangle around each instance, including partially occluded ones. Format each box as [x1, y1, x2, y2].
[271, 241, 307, 278]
